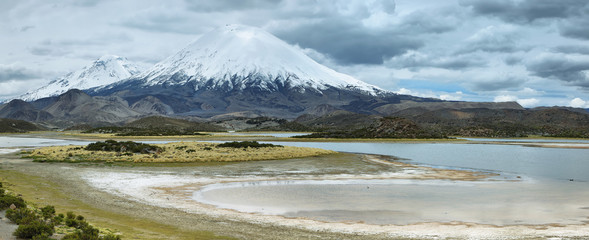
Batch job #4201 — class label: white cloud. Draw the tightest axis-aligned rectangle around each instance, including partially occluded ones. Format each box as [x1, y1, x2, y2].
[494, 95, 539, 108]
[517, 98, 539, 107]
[570, 98, 589, 108]
[493, 95, 518, 102]
[439, 91, 463, 101]
[396, 88, 464, 101]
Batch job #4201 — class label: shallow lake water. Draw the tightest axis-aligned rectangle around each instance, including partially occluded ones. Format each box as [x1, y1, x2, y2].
[0, 136, 89, 148]
[195, 139, 589, 225]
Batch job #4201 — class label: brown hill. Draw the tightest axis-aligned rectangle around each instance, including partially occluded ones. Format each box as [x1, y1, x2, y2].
[0, 118, 43, 133]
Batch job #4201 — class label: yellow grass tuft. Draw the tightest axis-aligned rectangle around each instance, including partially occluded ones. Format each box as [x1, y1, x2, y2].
[25, 142, 336, 163]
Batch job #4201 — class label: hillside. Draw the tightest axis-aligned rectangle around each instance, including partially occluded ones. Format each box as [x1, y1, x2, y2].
[125, 116, 226, 132]
[292, 106, 589, 138]
[0, 118, 42, 133]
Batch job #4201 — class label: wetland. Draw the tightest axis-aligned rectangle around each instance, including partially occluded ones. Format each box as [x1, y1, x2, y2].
[1, 133, 589, 239]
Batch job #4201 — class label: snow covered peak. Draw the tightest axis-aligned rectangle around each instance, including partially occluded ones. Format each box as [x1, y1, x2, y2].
[139, 24, 383, 94]
[17, 55, 143, 101]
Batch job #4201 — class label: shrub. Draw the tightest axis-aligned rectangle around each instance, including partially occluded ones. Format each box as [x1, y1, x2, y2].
[13, 220, 54, 239]
[217, 141, 280, 149]
[85, 140, 162, 154]
[6, 207, 37, 225]
[65, 218, 79, 228]
[63, 224, 99, 240]
[101, 233, 122, 240]
[32, 233, 51, 240]
[53, 215, 64, 225]
[40, 205, 55, 220]
[0, 194, 26, 210]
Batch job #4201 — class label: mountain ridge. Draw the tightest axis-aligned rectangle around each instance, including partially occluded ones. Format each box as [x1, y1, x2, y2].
[88, 25, 450, 118]
[16, 55, 142, 102]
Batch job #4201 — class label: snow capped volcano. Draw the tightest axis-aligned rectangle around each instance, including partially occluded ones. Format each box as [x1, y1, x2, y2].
[137, 24, 383, 94]
[18, 55, 142, 101]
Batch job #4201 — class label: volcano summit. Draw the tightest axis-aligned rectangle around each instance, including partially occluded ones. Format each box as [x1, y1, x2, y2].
[90, 25, 433, 118]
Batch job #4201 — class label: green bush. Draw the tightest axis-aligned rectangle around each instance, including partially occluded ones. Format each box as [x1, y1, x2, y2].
[32, 233, 51, 240]
[101, 233, 122, 240]
[217, 141, 281, 149]
[53, 215, 64, 225]
[13, 220, 54, 239]
[65, 218, 80, 228]
[0, 194, 26, 210]
[63, 224, 99, 240]
[85, 140, 162, 154]
[6, 207, 37, 225]
[40, 205, 55, 220]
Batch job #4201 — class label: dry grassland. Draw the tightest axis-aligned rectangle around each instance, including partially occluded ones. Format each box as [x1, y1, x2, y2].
[25, 142, 336, 163]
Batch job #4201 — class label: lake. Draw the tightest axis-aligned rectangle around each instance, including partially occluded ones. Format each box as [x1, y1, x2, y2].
[194, 139, 589, 225]
[3, 135, 588, 226]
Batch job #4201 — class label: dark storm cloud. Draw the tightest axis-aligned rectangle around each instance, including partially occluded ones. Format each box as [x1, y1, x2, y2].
[276, 20, 422, 65]
[458, 35, 521, 54]
[388, 52, 487, 71]
[468, 76, 524, 91]
[527, 55, 589, 88]
[396, 10, 457, 34]
[459, 0, 586, 23]
[553, 45, 589, 55]
[0, 65, 41, 82]
[460, 0, 589, 40]
[185, 0, 283, 12]
[559, 17, 589, 40]
[270, 2, 461, 65]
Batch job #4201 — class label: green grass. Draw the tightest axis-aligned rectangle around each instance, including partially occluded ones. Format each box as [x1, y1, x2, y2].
[0, 170, 234, 240]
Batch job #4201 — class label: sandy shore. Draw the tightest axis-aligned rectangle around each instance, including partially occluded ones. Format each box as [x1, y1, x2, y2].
[2, 148, 589, 239]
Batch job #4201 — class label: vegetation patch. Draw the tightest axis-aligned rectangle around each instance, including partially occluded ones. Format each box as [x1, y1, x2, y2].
[217, 141, 280, 148]
[83, 126, 210, 136]
[85, 140, 162, 154]
[24, 141, 335, 163]
[296, 117, 448, 139]
[1, 181, 121, 239]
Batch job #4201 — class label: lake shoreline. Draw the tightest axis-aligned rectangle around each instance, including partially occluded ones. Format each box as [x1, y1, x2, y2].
[2, 133, 589, 239]
[78, 153, 589, 239]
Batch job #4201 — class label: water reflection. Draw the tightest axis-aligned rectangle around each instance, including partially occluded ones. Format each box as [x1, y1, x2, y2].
[194, 178, 589, 225]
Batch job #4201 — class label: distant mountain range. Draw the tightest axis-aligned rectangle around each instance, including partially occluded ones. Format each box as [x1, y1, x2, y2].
[6, 24, 583, 131]
[17, 55, 142, 101]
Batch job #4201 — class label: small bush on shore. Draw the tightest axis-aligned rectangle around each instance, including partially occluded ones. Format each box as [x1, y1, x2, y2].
[0, 181, 122, 239]
[13, 220, 54, 239]
[217, 141, 281, 149]
[85, 140, 162, 154]
[6, 207, 37, 225]
[0, 193, 26, 210]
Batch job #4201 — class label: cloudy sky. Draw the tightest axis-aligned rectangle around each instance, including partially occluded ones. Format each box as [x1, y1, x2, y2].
[1, 0, 589, 108]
